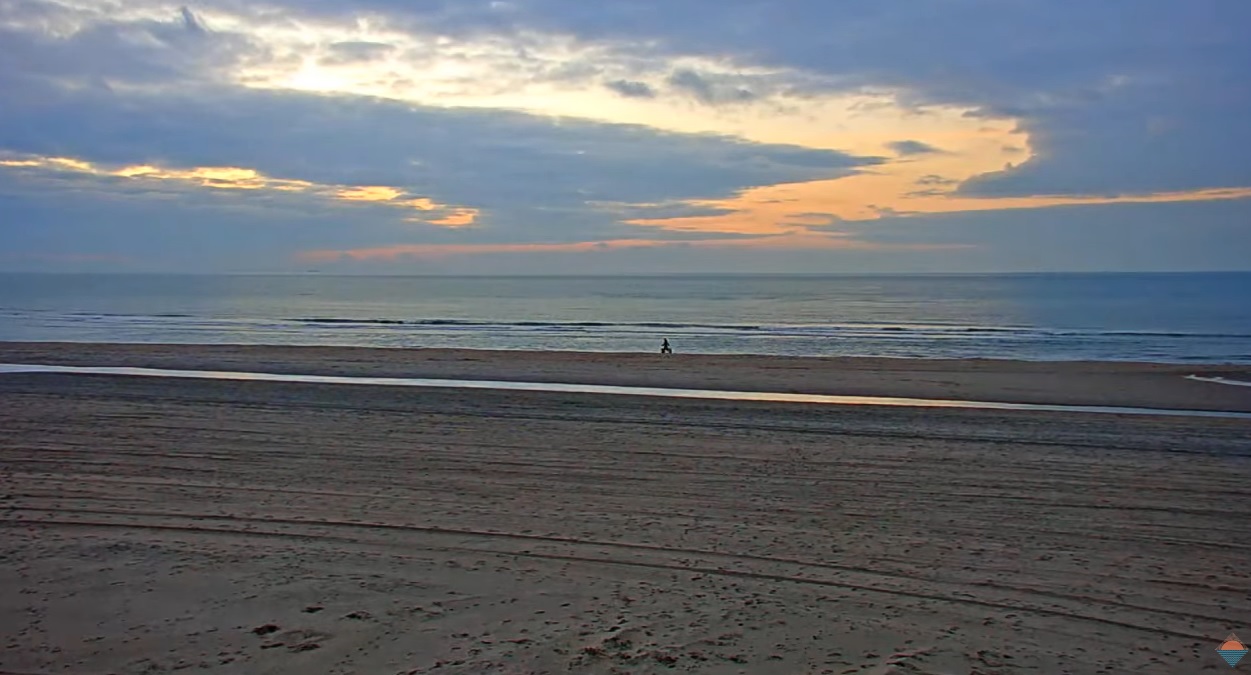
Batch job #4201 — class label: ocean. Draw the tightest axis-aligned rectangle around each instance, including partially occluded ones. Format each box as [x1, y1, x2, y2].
[0, 273, 1248, 363]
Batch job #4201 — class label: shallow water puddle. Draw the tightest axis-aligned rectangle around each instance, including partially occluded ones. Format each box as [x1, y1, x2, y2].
[2, 363, 1250, 420]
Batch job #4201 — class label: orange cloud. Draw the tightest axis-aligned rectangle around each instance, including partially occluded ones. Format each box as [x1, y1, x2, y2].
[0, 153, 478, 227]
[398, 198, 437, 210]
[426, 208, 479, 227]
[337, 185, 405, 201]
[613, 102, 1251, 237]
[629, 176, 1251, 236]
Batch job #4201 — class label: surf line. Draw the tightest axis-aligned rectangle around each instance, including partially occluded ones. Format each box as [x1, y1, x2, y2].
[1186, 375, 1251, 388]
[2, 363, 1250, 420]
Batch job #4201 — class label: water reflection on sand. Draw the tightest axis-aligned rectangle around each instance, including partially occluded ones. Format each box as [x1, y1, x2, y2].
[3, 363, 1250, 420]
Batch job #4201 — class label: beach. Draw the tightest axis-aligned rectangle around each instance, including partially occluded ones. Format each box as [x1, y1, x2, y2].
[3, 341, 1251, 412]
[2, 342, 1250, 674]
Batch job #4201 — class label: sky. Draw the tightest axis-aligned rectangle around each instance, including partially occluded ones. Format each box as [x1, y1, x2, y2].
[0, 0, 1249, 274]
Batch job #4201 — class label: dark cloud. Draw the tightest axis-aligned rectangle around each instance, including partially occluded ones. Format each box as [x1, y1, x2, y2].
[179, 7, 206, 35]
[0, 4, 263, 87]
[887, 140, 942, 156]
[916, 174, 959, 186]
[958, 83, 1251, 197]
[587, 201, 733, 222]
[603, 79, 655, 98]
[2, 0, 1249, 272]
[667, 70, 714, 101]
[0, 70, 879, 247]
[13, 0, 1247, 198]
[667, 69, 756, 105]
[320, 41, 398, 66]
[843, 198, 1251, 272]
[230, 0, 1251, 196]
[0, 173, 373, 273]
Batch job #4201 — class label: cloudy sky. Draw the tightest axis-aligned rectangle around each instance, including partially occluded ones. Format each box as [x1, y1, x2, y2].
[1, 0, 1248, 273]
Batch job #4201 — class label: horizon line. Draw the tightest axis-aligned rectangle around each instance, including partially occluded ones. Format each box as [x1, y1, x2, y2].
[1, 270, 1250, 278]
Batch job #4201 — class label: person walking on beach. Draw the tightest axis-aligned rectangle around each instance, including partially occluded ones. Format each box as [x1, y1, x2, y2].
[660, 338, 672, 354]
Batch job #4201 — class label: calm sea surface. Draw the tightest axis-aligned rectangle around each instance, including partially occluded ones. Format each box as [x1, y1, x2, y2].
[0, 273, 1248, 363]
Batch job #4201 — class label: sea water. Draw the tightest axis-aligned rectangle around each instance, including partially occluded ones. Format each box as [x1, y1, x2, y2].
[0, 272, 1248, 363]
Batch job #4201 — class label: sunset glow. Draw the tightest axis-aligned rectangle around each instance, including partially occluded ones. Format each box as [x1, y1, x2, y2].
[0, 153, 477, 227]
[1, 0, 1247, 272]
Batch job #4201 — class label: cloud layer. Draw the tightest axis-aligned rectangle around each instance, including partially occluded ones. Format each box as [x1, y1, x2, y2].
[0, 0, 1248, 272]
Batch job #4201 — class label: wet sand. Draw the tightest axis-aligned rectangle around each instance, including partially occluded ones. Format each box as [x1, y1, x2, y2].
[3, 341, 1251, 412]
[1, 343, 1250, 674]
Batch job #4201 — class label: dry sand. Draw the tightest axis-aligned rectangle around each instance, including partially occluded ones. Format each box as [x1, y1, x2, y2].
[1, 342, 1250, 674]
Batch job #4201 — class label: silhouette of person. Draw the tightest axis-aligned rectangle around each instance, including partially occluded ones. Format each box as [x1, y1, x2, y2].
[660, 338, 672, 354]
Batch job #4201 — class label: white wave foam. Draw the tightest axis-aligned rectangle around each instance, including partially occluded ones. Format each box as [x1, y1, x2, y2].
[1187, 375, 1251, 388]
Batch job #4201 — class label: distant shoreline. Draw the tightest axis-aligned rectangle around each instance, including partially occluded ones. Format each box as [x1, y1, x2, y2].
[0, 337, 1248, 366]
[3, 270, 1251, 276]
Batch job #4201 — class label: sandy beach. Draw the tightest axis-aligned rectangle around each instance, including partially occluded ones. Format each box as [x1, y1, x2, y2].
[3, 341, 1251, 412]
[2, 342, 1250, 674]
